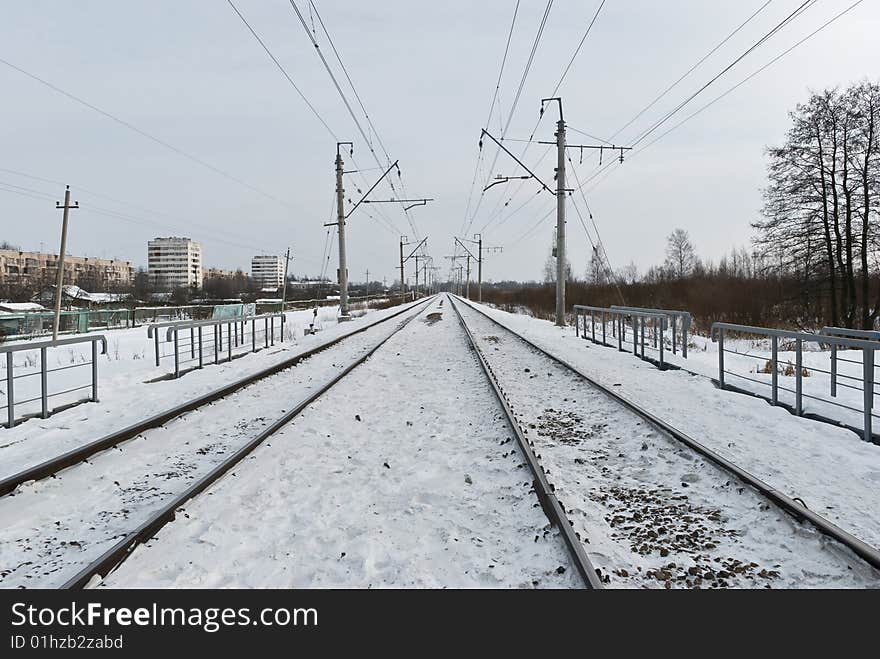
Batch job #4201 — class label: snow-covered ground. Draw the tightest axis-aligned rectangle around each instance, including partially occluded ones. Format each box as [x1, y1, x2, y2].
[0, 300, 422, 482]
[102, 297, 578, 588]
[455, 299, 879, 588]
[468, 299, 880, 553]
[0, 300, 428, 588]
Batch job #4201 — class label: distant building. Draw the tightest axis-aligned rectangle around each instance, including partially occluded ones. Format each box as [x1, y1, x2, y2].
[251, 255, 284, 290]
[202, 266, 237, 280]
[148, 237, 202, 290]
[0, 249, 133, 289]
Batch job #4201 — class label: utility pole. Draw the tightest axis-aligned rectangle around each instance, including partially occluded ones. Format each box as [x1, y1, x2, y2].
[399, 236, 407, 297]
[280, 247, 291, 312]
[335, 142, 352, 321]
[52, 185, 78, 341]
[540, 98, 567, 327]
[365, 269, 370, 295]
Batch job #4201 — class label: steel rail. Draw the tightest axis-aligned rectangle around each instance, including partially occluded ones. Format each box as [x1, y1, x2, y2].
[448, 295, 603, 589]
[453, 296, 880, 574]
[62, 300, 432, 589]
[0, 297, 434, 498]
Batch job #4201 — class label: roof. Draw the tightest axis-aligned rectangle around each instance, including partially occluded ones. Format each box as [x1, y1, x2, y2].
[0, 302, 46, 312]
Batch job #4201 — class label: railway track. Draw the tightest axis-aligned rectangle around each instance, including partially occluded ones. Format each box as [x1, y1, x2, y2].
[451, 295, 880, 588]
[0, 298, 433, 588]
[85, 295, 586, 589]
[0, 298, 429, 498]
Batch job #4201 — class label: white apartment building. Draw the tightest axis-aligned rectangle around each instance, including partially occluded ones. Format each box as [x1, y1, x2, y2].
[148, 237, 203, 290]
[251, 254, 284, 290]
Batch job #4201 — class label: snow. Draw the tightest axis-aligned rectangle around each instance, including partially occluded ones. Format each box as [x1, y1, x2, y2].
[468, 299, 880, 554]
[455, 300, 879, 588]
[0, 299, 422, 482]
[101, 297, 578, 588]
[0, 302, 46, 313]
[0, 299, 430, 587]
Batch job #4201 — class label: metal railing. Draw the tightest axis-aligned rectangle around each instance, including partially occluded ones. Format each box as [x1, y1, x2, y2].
[820, 327, 880, 399]
[611, 305, 692, 358]
[711, 322, 879, 443]
[1, 334, 108, 428]
[573, 305, 669, 368]
[148, 313, 285, 378]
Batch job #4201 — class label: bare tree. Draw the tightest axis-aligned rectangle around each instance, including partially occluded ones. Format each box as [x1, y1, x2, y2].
[664, 228, 696, 278]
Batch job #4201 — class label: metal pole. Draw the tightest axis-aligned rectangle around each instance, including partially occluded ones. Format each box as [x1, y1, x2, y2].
[555, 117, 566, 326]
[336, 149, 351, 320]
[795, 339, 803, 415]
[52, 186, 78, 341]
[40, 347, 48, 418]
[465, 254, 471, 300]
[173, 331, 180, 378]
[477, 235, 483, 302]
[400, 237, 406, 298]
[91, 339, 98, 402]
[718, 328, 725, 388]
[863, 348, 874, 442]
[7, 352, 14, 428]
[830, 344, 838, 397]
[771, 335, 778, 405]
[198, 326, 203, 369]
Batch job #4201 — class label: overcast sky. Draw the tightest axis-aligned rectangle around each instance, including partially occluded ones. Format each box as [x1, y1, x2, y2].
[2, 1, 878, 284]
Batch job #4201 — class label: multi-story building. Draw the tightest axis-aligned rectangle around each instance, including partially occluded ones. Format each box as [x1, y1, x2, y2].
[251, 255, 284, 290]
[202, 266, 237, 280]
[0, 249, 133, 290]
[147, 237, 203, 290]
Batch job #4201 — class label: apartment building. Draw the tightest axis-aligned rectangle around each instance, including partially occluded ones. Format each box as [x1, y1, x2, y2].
[251, 254, 284, 290]
[147, 237, 203, 290]
[0, 249, 133, 290]
[202, 266, 237, 280]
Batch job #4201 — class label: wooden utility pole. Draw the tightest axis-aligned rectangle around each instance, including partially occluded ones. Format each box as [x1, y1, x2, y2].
[52, 186, 78, 341]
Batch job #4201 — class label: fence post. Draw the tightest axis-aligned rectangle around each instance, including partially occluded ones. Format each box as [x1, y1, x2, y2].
[154, 329, 160, 367]
[228, 322, 233, 361]
[198, 326, 203, 369]
[863, 347, 874, 442]
[214, 325, 219, 364]
[270, 316, 275, 346]
[280, 314, 285, 342]
[658, 317, 664, 368]
[265, 318, 269, 348]
[830, 344, 838, 397]
[91, 339, 99, 402]
[771, 335, 778, 405]
[173, 330, 180, 379]
[190, 327, 195, 359]
[672, 316, 677, 355]
[718, 328, 725, 388]
[602, 310, 606, 345]
[252, 318, 256, 352]
[575, 310, 580, 338]
[632, 316, 638, 356]
[682, 318, 689, 359]
[6, 352, 14, 428]
[40, 347, 49, 418]
[618, 314, 623, 352]
[591, 312, 595, 343]
[640, 317, 646, 359]
[795, 338, 803, 416]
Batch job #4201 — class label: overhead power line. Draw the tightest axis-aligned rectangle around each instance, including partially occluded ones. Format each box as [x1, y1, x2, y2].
[629, 0, 818, 147]
[0, 56, 294, 209]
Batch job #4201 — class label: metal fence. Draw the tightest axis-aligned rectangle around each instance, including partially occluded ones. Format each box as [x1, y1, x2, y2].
[711, 322, 879, 443]
[0, 309, 132, 339]
[148, 313, 286, 378]
[1, 334, 107, 428]
[610, 305, 692, 358]
[573, 305, 669, 368]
